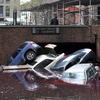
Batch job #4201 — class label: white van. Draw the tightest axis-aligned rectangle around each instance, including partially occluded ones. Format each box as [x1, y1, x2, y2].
[61, 63, 97, 85]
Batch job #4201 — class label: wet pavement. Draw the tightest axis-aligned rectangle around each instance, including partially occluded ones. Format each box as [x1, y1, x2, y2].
[0, 73, 100, 100]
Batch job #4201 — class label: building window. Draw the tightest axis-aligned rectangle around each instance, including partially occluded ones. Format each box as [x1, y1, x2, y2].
[98, 7, 100, 20]
[0, 6, 3, 17]
[6, 0, 10, 3]
[0, 0, 4, 3]
[6, 6, 10, 17]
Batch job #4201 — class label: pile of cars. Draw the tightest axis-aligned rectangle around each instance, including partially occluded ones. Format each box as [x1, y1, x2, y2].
[23, 48, 97, 86]
[1, 41, 99, 90]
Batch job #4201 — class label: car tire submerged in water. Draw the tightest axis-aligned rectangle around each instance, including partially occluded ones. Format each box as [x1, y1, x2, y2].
[24, 50, 36, 62]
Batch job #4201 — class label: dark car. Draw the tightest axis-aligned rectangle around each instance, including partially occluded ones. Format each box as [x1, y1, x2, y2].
[8, 41, 42, 65]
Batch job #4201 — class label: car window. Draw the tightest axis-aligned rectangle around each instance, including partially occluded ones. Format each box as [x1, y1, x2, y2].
[65, 52, 86, 70]
[86, 67, 96, 80]
[11, 49, 21, 58]
[34, 59, 53, 70]
[19, 43, 27, 49]
[62, 72, 76, 79]
[34, 59, 53, 75]
[62, 72, 85, 80]
[52, 52, 86, 70]
[68, 73, 76, 78]
[65, 61, 76, 70]
[82, 51, 96, 63]
[11, 43, 27, 58]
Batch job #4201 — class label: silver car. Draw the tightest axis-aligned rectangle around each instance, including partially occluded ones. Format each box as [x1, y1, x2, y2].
[24, 48, 96, 83]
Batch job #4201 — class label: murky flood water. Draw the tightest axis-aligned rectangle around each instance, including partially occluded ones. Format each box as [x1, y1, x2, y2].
[0, 73, 100, 100]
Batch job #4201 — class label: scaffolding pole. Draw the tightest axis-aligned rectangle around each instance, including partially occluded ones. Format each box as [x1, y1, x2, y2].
[79, 0, 81, 25]
[62, 1, 65, 25]
[89, 0, 92, 25]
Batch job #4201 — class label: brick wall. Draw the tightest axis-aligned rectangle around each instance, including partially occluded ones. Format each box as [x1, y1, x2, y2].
[0, 25, 95, 64]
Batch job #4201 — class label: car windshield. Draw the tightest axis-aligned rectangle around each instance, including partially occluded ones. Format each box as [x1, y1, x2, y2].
[51, 52, 86, 70]
[34, 59, 53, 75]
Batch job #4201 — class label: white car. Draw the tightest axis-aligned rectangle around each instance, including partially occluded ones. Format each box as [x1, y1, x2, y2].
[61, 63, 97, 85]
[24, 48, 96, 85]
[0, 58, 98, 91]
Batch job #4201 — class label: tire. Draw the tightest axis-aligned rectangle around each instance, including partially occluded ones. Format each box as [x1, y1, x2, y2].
[24, 50, 36, 62]
[24, 71, 37, 83]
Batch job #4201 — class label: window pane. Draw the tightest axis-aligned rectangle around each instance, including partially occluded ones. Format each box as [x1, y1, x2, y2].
[86, 67, 96, 79]
[53, 4, 57, 12]
[62, 72, 76, 79]
[0, 0, 4, 3]
[68, 73, 76, 78]
[0, 6, 3, 17]
[6, 6, 10, 17]
[6, 0, 10, 3]
[58, 3, 63, 9]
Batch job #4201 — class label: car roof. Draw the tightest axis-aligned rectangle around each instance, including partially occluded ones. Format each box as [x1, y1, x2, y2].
[65, 63, 93, 73]
[72, 48, 91, 54]
[24, 41, 35, 44]
[64, 48, 91, 61]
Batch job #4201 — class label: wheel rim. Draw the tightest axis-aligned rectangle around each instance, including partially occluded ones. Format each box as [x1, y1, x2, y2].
[26, 73, 35, 82]
[26, 51, 35, 61]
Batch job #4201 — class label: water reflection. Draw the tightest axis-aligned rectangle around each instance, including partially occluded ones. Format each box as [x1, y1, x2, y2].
[0, 73, 100, 100]
[13, 72, 40, 91]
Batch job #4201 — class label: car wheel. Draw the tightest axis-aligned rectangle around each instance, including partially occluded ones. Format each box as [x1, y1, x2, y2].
[24, 50, 36, 62]
[24, 71, 37, 83]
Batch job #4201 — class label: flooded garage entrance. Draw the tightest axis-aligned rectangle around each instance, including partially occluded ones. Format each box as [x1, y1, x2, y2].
[40, 42, 96, 55]
[0, 73, 100, 100]
[0, 42, 99, 100]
